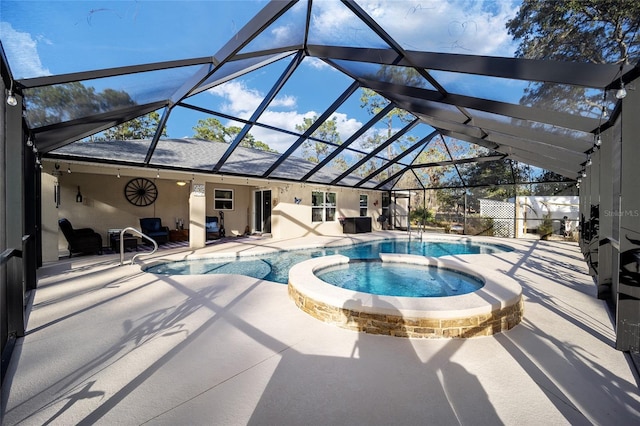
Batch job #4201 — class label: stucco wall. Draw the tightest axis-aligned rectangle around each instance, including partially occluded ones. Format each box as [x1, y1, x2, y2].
[51, 171, 190, 256]
[205, 182, 252, 237]
[271, 186, 384, 239]
[42, 164, 386, 258]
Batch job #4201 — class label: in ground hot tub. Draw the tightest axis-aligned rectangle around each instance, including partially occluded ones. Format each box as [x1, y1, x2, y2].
[288, 253, 523, 338]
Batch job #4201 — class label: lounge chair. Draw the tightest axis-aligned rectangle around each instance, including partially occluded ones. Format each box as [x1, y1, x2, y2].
[206, 216, 222, 240]
[139, 217, 170, 245]
[58, 218, 103, 257]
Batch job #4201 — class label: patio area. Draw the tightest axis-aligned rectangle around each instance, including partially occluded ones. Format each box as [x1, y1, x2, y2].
[1, 233, 639, 425]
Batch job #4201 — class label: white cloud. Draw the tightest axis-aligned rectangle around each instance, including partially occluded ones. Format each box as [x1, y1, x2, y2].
[305, 56, 335, 71]
[208, 80, 263, 120]
[336, 0, 519, 57]
[207, 80, 365, 154]
[329, 112, 363, 141]
[0, 22, 51, 78]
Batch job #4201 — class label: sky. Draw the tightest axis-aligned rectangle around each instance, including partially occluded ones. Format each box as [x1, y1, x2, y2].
[1, 0, 526, 154]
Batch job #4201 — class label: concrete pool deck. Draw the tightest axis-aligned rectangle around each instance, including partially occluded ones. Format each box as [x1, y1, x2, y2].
[2, 232, 639, 425]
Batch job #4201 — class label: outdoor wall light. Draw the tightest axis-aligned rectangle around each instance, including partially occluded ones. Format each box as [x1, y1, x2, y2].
[6, 82, 17, 106]
[615, 80, 627, 99]
[117, 169, 121, 178]
[76, 186, 83, 203]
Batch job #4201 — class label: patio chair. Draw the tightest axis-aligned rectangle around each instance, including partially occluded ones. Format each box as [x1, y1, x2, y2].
[58, 218, 103, 257]
[139, 217, 170, 245]
[206, 216, 221, 240]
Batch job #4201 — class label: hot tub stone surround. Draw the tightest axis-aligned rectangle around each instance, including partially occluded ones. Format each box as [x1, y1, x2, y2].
[288, 254, 523, 339]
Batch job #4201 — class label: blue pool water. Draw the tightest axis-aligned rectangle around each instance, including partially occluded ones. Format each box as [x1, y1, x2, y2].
[145, 239, 510, 284]
[315, 261, 483, 297]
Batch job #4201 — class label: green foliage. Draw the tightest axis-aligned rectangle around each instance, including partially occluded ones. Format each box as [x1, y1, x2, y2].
[358, 88, 415, 180]
[538, 213, 554, 240]
[295, 115, 346, 168]
[100, 111, 166, 140]
[226, 126, 277, 152]
[25, 82, 134, 128]
[410, 207, 434, 224]
[193, 117, 227, 142]
[193, 118, 276, 152]
[465, 216, 495, 237]
[507, 0, 640, 114]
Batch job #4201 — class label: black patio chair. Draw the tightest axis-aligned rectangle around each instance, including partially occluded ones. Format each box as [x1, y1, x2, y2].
[139, 217, 170, 245]
[58, 218, 103, 257]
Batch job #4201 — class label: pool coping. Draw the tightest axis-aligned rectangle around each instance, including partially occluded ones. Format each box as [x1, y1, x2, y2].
[288, 253, 524, 338]
[138, 234, 520, 271]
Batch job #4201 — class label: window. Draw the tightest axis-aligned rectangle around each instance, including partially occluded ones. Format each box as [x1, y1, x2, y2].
[360, 194, 368, 217]
[214, 188, 234, 210]
[312, 191, 336, 222]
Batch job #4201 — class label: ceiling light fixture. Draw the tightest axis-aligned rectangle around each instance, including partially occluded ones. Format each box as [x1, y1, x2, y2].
[6, 82, 17, 106]
[176, 181, 187, 186]
[615, 78, 627, 99]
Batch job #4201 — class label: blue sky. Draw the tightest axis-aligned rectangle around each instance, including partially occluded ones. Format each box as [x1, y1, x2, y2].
[1, 0, 529, 153]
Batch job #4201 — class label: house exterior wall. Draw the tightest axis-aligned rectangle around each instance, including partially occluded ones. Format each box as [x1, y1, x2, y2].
[206, 182, 252, 237]
[49, 170, 190, 257]
[270, 186, 384, 239]
[41, 162, 386, 258]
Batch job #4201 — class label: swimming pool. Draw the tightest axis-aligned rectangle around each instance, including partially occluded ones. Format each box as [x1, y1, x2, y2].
[315, 260, 483, 297]
[145, 239, 511, 284]
[288, 253, 524, 339]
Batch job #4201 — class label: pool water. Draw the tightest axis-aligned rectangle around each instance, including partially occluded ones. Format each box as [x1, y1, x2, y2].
[315, 261, 483, 297]
[145, 239, 509, 284]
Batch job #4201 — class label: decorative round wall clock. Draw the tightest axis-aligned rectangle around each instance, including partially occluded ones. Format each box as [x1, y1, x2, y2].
[124, 177, 158, 206]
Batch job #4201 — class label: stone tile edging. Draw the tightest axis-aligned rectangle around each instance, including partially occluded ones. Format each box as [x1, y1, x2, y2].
[288, 254, 523, 338]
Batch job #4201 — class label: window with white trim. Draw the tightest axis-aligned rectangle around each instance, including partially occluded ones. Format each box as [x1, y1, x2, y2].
[214, 188, 234, 210]
[360, 194, 368, 217]
[312, 191, 336, 222]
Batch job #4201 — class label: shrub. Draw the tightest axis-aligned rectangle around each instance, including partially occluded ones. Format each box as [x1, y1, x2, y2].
[410, 207, 434, 224]
[538, 213, 553, 240]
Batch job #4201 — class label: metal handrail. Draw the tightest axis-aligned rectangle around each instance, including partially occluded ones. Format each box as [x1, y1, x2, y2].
[0, 248, 22, 266]
[119, 227, 158, 266]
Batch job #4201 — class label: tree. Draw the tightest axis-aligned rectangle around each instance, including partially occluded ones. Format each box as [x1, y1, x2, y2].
[359, 88, 414, 179]
[101, 111, 166, 140]
[25, 82, 134, 128]
[507, 0, 640, 115]
[226, 126, 277, 152]
[193, 117, 228, 142]
[193, 118, 276, 152]
[530, 170, 575, 196]
[295, 115, 347, 169]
